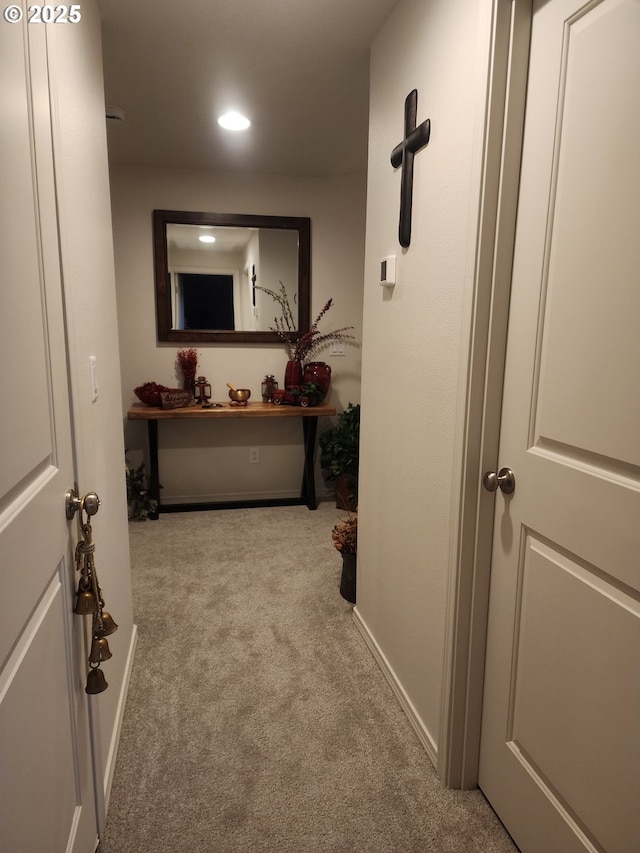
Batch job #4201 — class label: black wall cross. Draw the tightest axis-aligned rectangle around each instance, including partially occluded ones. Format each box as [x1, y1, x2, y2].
[390, 89, 431, 248]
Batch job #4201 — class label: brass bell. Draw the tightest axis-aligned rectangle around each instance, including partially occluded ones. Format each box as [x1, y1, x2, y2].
[85, 666, 108, 694]
[89, 635, 112, 664]
[100, 612, 118, 636]
[74, 588, 98, 615]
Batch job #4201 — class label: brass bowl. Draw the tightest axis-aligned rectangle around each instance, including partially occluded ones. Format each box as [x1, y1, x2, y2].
[228, 388, 251, 403]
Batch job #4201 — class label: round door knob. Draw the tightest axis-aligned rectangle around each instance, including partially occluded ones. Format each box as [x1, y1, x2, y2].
[482, 467, 516, 494]
[65, 488, 101, 519]
[82, 492, 101, 516]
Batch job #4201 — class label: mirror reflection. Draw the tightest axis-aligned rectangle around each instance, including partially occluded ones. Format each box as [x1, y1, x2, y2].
[154, 211, 310, 344]
[167, 223, 299, 332]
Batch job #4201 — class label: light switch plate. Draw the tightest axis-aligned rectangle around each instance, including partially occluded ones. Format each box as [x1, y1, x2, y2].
[89, 356, 98, 402]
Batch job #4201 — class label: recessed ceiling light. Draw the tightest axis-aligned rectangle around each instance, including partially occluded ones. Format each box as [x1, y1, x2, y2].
[199, 235, 216, 243]
[218, 111, 251, 131]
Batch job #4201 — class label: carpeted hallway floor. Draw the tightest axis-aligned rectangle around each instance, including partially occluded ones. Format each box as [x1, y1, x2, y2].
[99, 503, 517, 852]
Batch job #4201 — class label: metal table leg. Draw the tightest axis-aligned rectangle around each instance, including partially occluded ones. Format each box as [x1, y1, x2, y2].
[147, 419, 160, 519]
[301, 416, 319, 510]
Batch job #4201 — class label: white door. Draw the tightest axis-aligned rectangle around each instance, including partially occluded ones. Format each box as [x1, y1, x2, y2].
[478, 1, 640, 851]
[0, 11, 98, 853]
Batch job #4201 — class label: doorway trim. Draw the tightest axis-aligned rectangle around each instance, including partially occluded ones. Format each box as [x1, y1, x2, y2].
[438, 0, 533, 789]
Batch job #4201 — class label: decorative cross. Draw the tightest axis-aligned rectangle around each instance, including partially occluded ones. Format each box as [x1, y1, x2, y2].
[390, 89, 431, 248]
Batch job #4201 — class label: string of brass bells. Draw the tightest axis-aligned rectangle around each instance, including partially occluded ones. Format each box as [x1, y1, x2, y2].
[73, 496, 118, 694]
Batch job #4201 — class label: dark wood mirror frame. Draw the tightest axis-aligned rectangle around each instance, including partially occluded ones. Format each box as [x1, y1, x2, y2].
[153, 210, 311, 344]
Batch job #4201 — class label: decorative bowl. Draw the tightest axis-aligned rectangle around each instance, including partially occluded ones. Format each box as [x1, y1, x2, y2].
[135, 382, 176, 407]
[228, 388, 251, 403]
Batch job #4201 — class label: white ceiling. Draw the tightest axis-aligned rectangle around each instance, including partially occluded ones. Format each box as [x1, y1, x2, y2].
[98, 0, 400, 178]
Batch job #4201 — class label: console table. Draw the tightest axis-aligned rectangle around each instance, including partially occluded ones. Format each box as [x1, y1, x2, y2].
[127, 401, 336, 518]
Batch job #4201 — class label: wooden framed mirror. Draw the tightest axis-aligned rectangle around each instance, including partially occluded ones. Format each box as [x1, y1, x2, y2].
[153, 210, 311, 343]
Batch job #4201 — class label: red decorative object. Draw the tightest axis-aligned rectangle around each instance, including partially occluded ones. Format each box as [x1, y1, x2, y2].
[303, 362, 331, 399]
[177, 348, 198, 393]
[284, 359, 304, 390]
[272, 387, 323, 408]
[134, 382, 179, 407]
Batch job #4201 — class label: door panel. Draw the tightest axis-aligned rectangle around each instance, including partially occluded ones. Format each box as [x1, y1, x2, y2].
[0, 576, 78, 852]
[532, 0, 640, 468]
[0, 6, 50, 499]
[479, 0, 640, 851]
[0, 8, 97, 853]
[511, 536, 639, 852]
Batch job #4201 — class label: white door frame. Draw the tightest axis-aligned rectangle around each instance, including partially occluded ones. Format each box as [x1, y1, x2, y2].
[438, 0, 534, 789]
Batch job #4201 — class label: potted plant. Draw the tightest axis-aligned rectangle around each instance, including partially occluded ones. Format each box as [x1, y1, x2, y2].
[319, 402, 360, 510]
[332, 512, 357, 603]
[125, 455, 158, 520]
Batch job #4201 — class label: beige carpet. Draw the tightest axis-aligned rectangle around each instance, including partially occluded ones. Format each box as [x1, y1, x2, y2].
[100, 503, 517, 852]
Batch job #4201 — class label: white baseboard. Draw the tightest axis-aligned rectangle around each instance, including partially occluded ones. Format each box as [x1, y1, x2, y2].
[352, 606, 438, 768]
[103, 623, 138, 812]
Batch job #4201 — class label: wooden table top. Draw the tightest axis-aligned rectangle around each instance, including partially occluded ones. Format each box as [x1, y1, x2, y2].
[127, 401, 337, 420]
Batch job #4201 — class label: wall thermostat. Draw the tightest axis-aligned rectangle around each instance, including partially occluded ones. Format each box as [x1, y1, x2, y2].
[380, 255, 396, 286]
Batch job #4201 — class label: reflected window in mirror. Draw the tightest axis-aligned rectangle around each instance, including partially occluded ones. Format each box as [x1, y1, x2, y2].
[177, 272, 235, 330]
[154, 211, 310, 344]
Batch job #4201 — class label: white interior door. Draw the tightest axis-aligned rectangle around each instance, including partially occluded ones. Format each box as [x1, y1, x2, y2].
[0, 11, 97, 853]
[478, 1, 640, 851]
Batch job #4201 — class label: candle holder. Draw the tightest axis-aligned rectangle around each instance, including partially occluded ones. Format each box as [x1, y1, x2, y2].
[261, 374, 278, 402]
[194, 376, 212, 405]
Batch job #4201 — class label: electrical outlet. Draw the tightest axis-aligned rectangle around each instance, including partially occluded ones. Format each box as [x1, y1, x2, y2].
[249, 447, 260, 464]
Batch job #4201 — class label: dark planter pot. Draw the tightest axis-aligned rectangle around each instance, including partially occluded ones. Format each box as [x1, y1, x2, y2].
[340, 552, 357, 603]
[335, 473, 357, 510]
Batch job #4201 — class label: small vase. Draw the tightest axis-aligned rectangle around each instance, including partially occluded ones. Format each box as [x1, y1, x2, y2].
[340, 552, 357, 603]
[284, 359, 303, 390]
[303, 361, 331, 399]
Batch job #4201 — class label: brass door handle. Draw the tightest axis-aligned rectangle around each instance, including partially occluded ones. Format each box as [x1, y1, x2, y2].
[482, 467, 516, 494]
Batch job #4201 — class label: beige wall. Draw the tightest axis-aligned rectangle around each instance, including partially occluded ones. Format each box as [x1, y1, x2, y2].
[47, 0, 135, 815]
[356, 0, 492, 758]
[111, 165, 365, 502]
